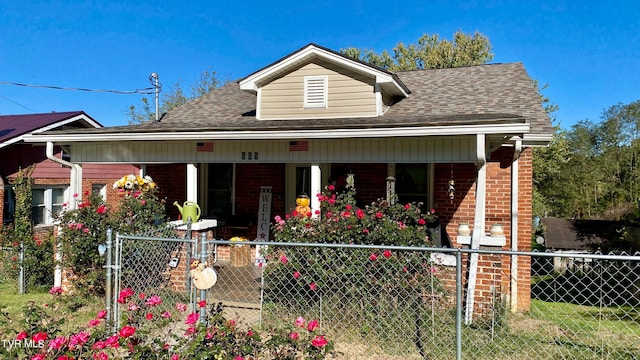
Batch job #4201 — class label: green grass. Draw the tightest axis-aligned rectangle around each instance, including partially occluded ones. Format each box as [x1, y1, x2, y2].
[0, 282, 104, 336]
[261, 297, 640, 359]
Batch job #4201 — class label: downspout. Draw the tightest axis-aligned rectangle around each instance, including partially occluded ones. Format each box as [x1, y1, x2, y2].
[46, 142, 83, 288]
[465, 134, 487, 325]
[510, 139, 523, 312]
[46, 142, 83, 209]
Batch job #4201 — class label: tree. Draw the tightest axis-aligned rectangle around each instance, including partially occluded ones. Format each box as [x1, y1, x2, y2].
[538, 100, 640, 220]
[341, 31, 494, 71]
[531, 80, 563, 217]
[127, 67, 223, 124]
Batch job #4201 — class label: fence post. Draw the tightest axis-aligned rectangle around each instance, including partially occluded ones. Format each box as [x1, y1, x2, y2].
[105, 229, 113, 330]
[112, 233, 121, 334]
[456, 249, 462, 360]
[18, 240, 24, 294]
[199, 232, 207, 323]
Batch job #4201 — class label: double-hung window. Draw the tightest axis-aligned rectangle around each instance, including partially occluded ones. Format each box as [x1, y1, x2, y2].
[32, 187, 67, 225]
[3, 186, 15, 223]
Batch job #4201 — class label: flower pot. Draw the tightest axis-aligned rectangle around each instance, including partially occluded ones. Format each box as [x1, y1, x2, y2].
[490, 223, 504, 237]
[457, 223, 471, 236]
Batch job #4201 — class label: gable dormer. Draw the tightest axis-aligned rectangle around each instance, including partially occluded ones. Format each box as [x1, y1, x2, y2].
[239, 44, 409, 120]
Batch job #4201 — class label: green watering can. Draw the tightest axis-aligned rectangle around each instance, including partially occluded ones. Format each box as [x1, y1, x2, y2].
[173, 201, 201, 223]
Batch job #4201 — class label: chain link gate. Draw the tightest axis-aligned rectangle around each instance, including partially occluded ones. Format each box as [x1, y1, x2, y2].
[104, 223, 203, 333]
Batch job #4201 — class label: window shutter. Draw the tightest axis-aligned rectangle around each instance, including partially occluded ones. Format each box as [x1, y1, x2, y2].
[304, 76, 327, 108]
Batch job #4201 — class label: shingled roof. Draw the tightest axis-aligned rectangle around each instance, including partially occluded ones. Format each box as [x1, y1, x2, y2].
[34, 46, 552, 143]
[78, 62, 545, 138]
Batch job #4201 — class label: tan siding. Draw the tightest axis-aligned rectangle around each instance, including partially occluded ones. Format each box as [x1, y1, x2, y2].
[260, 61, 377, 119]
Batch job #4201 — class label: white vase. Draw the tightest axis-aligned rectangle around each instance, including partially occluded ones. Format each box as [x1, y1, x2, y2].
[457, 223, 471, 236]
[490, 223, 504, 237]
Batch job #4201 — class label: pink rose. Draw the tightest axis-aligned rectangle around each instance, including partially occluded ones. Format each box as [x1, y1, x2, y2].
[311, 335, 329, 347]
[185, 312, 199, 325]
[119, 325, 136, 338]
[307, 319, 319, 332]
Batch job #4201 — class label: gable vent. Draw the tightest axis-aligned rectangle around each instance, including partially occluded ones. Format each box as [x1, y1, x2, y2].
[304, 76, 328, 108]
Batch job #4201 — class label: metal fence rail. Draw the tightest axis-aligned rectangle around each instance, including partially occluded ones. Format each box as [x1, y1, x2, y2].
[206, 240, 640, 360]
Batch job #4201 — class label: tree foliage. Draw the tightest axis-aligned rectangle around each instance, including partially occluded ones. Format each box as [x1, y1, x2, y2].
[536, 100, 640, 221]
[127, 67, 222, 124]
[341, 31, 494, 71]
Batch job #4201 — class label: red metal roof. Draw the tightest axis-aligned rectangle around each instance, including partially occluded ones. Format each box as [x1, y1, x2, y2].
[0, 111, 96, 143]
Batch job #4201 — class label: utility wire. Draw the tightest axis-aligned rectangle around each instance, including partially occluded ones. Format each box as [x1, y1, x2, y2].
[0, 81, 156, 95]
[0, 92, 36, 112]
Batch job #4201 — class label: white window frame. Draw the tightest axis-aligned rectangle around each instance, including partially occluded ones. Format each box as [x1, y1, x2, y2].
[32, 186, 68, 226]
[303, 75, 328, 109]
[92, 183, 107, 201]
[3, 186, 15, 223]
[203, 163, 236, 219]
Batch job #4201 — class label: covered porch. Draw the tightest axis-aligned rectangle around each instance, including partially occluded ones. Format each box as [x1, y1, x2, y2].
[32, 129, 533, 315]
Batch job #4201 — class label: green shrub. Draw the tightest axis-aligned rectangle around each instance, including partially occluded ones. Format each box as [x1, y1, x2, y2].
[55, 174, 168, 296]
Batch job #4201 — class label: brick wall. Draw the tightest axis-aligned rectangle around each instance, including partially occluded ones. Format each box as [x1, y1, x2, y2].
[433, 148, 533, 313]
[114, 152, 535, 312]
[146, 164, 187, 220]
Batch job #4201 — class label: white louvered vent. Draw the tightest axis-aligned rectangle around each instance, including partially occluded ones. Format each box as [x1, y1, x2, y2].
[304, 76, 328, 108]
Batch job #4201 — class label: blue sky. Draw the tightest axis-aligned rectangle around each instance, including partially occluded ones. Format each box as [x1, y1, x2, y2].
[1, 0, 638, 129]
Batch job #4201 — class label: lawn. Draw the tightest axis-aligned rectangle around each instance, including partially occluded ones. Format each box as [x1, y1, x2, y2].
[0, 282, 104, 337]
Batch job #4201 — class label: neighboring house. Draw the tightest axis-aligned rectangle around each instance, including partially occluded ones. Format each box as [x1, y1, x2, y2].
[24, 44, 553, 315]
[540, 217, 640, 253]
[0, 111, 139, 234]
[539, 218, 603, 253]
[538, 217, 604, 274]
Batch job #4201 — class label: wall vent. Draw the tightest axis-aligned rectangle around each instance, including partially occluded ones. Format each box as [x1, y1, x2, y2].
[304, 76, 328, 108]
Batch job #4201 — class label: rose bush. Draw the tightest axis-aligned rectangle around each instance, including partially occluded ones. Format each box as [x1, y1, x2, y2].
[271, 184, 437, 246]
[3, 287, 335, 359]
[262, 184, 446, 346]
[265, 184, 443, 295]
[56, 175, 167, 296]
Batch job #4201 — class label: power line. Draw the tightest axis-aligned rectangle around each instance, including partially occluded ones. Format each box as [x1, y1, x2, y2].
[0, 81, 156, 95]
[0, 92, 36, 112]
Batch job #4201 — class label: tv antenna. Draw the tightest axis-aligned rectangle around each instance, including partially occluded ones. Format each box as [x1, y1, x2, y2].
[149, 73, 162, 122]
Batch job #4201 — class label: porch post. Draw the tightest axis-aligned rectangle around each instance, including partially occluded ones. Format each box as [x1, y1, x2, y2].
[186, 163, 198, 203]
[465, 133, 487, 324]
[310, 164, 322, 217]
[510, 139, 523, 312]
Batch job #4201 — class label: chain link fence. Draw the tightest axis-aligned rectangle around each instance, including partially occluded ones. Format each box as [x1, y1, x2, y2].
[0, 243, 55, 293]
[205, 240, 640, 360]
[103, 227, 640, 359]
[109, 224, 201, 332]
